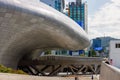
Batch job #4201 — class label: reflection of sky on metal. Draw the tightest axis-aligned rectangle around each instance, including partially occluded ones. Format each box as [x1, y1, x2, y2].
[18, 0, 40, 3]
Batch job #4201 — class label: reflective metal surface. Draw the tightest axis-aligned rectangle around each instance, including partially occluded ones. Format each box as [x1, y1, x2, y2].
[0, 0, 90, 68]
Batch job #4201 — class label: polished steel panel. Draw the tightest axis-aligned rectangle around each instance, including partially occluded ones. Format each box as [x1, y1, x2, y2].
[0, 0, 90, 68]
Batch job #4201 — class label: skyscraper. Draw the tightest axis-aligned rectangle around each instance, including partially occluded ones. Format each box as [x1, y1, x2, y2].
[67, 0, 88, 32]
[76, 0, 81, 3]
[40, 0, 65, 12]
[83, 2, 88, 32]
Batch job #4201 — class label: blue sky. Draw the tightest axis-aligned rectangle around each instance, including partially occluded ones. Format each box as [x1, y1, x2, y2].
[66, 0, 120, 39]
[86, 0, 110, 15]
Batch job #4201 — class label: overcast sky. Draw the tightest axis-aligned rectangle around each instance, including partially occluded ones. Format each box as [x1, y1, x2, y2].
[66, 0, 120, 39]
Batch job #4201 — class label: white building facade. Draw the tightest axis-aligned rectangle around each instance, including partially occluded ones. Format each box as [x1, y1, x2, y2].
[109, 40, 120, 68]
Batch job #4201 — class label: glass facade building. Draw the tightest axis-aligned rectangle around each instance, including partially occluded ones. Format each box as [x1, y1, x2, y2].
[40, 0, 64, 12]
[69, 2, 81, 23]
[68, 1, 88, 32]
[92, 38, 102, 49]
[55, 0, 61, 11]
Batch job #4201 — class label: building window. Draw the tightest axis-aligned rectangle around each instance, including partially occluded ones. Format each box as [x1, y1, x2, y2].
[115, 43, 120, 48]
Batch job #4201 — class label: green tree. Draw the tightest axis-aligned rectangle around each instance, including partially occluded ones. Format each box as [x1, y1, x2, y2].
[45, 50, 51, 55]
[91, 49, 96, 57]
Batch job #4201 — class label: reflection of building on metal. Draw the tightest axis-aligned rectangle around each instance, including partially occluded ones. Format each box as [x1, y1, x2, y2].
[0, 0, 90, 68]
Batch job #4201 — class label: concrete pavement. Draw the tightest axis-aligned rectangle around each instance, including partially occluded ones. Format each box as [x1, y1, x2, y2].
[0, 73, 99, 80]
[66, 75, 99, 80]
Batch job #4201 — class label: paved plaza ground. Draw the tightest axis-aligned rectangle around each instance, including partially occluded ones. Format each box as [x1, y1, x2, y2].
[66, 75, 99, 80]
[0, 73, 99, 80]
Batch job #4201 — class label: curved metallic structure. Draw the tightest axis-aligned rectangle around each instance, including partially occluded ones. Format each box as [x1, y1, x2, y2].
[0, 0, 90, 68]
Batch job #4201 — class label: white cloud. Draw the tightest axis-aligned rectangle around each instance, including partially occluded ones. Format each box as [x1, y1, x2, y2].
[88, 0, 120, 39]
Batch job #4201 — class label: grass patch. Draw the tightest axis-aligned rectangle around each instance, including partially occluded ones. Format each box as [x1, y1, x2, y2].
[0, 64, 27, 74]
